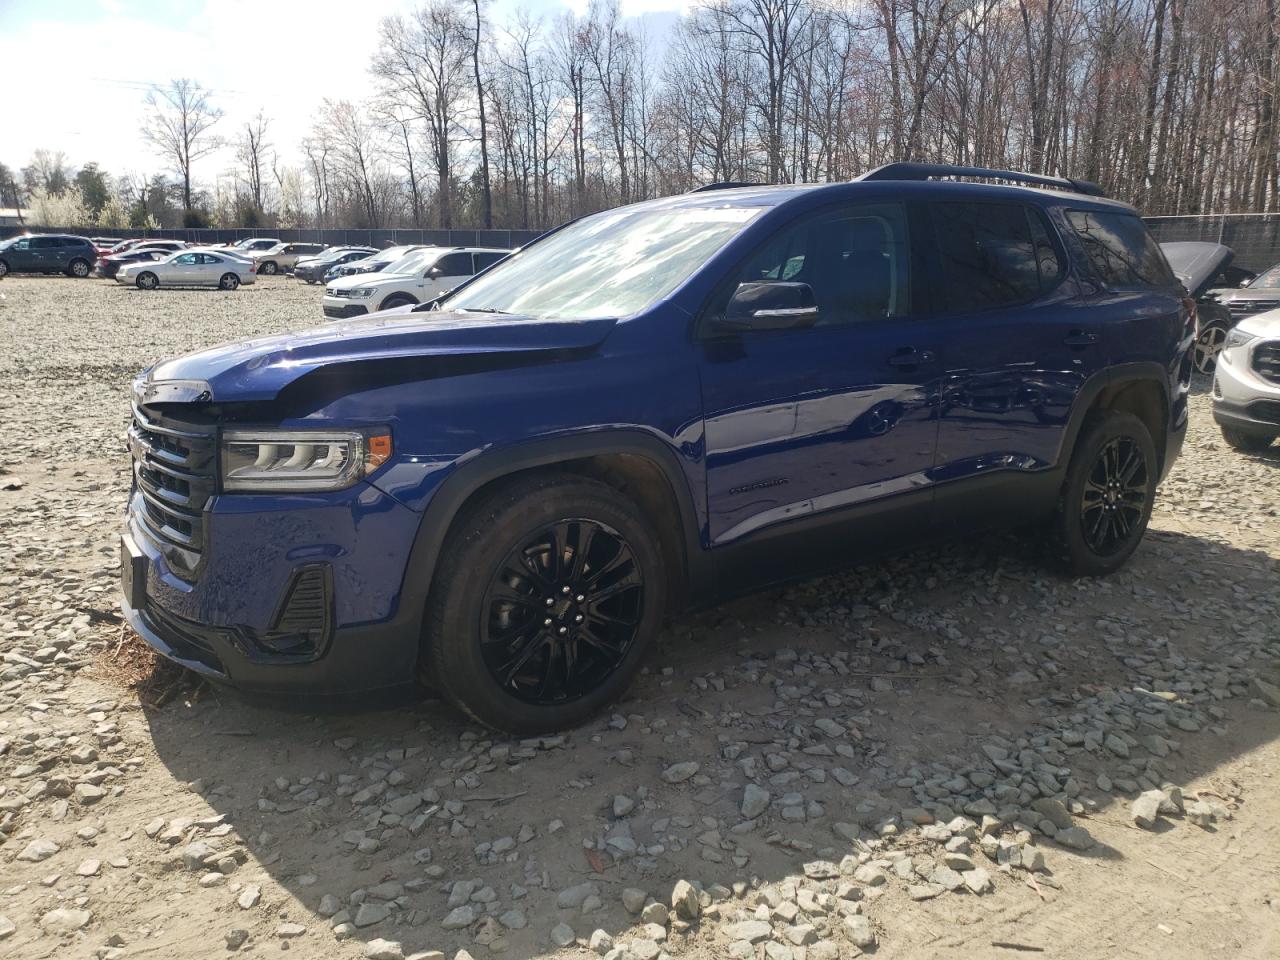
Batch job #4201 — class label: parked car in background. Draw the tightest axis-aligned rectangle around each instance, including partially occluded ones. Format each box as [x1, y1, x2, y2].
[91, 237, 124, 256]
[96, 240, 190, 279]
[252, 242, 327, 275]
[226, 237, 280, 254]
[96, 247, 168, 278]
[1213, 263, 1280, 327]
[1161, 241, 1236, 373]
[324, 244, 425, 282]
[1212, 308, 1280, 451]
[322, 247, 508, 318]
[0, 234, 97, 277]
[123, 164, 1191, 731]
[294, 246, 378, 284]
[118, 250, 256, 290]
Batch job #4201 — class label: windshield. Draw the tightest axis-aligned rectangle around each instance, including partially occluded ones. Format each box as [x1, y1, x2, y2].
[383, 249, 435, 275]
[263, 243, 286, 254]
[1248, 265, 1280, 289]
[443, 206, 760, 319]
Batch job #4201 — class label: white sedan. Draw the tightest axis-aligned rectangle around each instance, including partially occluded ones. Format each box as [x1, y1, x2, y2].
[117, 250, 257, 290]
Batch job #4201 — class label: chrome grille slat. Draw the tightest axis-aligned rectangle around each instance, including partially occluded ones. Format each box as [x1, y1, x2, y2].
[1253, 342, 1280, 386]
[129, 404, 216, 556]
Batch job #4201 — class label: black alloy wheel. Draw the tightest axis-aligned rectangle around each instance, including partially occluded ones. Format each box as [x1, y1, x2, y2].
[1079, 437, 1150, 557]
[480, 519, 644, 705]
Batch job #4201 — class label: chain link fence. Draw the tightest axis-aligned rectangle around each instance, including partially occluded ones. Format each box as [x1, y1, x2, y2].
[1144, 214, 1280, 273]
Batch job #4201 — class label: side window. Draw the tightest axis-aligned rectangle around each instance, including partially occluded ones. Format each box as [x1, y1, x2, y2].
[174, 253, 198, 265]
[1027, 208, 1063, 290]
[14, 238, 30, 250]
[929, 201, 1044, 312]
[434, 252, 474, 276]
[713, 203, 911, 328]
[1066, 210, 1176, 290]
[200, 254, 222, 264]
[474, 252, 507, 270]
[32, 237, 59, 249]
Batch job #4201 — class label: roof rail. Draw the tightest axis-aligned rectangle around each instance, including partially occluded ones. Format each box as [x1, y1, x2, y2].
[858, 162, 1107, 198]
[689, 181, 758, 193]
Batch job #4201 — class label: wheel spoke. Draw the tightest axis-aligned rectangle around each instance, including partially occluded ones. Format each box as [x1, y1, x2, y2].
[495, 633, 548, 687]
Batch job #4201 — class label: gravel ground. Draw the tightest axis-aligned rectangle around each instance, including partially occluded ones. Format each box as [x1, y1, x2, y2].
[1, 275, 1279, 960]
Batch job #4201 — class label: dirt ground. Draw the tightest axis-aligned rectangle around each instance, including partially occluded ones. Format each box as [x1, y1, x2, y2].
[0, 275, 1278, 960]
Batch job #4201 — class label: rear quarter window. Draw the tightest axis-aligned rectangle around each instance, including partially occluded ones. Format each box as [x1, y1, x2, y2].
[1066, 210, 1176, 290]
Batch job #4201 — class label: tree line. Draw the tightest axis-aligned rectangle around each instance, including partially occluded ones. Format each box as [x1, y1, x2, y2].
[3, 0, 1278, 231]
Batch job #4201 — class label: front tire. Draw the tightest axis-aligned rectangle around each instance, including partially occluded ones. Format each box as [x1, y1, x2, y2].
[219, 272, 240, 290]
[379, 293, 416, 311]
[1193, 323, 1228, 374]
[68, 258, 91, 278]
[1053, 411, 1157, 576]
[1221, 426, 1276, 452]
[259, 261, 278, 275]
[0, 259, 8, 278]
[423, 474, 665, 733]
[135, 272, 159, 290]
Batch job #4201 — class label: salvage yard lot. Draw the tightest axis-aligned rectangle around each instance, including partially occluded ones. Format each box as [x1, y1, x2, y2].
[1, 275, 1278, 960]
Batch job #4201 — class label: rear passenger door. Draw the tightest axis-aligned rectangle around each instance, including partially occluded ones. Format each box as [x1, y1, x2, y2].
[923, 200, 1099, 530]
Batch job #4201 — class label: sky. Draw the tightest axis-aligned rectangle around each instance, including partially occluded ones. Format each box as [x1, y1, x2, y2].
[0, 0, 686, 185]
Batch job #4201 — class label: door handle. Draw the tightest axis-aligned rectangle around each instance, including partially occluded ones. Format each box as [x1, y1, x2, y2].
[1063, 330, 1098, 347]
[887, 347, 936, 367]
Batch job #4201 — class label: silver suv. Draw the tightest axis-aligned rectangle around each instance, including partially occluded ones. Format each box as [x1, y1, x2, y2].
[1213, 309, 1280, 451]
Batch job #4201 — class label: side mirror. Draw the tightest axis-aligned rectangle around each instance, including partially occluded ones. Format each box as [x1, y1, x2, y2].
[714, 281, 819, 332]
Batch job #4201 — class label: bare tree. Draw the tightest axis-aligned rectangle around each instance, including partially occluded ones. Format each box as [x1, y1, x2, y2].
[141, 79, 223, 214]
[471, 0, 494, 227]
[236, 111, 272, 214]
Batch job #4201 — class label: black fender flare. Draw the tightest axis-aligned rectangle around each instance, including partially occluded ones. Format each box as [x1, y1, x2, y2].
[395, 430, 710, 641]
[1057, 361, 1173, 469]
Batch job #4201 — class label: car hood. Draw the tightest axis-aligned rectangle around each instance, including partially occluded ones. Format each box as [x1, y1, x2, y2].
[1216, 287, 1280, 302]
[1160, 242, 1233, 299]
[138, 310, 618, 403]
[1237, 310, 1280, 337]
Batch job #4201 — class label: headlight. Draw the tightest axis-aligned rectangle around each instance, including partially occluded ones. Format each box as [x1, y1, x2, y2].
[221, 430, 392, 491]
[349, 287, 377, 299]
[1221, 328, 1257, 365]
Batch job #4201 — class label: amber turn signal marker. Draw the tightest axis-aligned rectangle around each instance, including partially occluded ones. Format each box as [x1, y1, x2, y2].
[365, 433, 393, 472]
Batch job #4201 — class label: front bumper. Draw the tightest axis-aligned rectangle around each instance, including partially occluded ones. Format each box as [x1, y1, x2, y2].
[121, 481, 424, 700]
[1213, 342, 1280, 434]
[323, 302, 370, 319]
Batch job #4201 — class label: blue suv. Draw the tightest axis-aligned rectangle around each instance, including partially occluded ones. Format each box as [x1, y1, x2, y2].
[120, 164, 1191, 732]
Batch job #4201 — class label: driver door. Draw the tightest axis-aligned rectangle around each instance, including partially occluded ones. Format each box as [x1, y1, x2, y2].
[698, 201, 941, 582]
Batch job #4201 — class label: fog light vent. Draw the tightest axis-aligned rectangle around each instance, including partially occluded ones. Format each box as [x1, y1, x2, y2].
[261, 565, 332, 657]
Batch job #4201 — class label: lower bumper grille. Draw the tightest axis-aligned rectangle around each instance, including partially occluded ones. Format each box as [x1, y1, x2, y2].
[323, 303, 369, 319]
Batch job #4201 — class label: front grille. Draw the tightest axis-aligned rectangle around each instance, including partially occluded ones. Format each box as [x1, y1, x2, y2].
[1254, 342, 1280, 385]
[326, 287, 350, 298]
[1228, 299, 1280, 319]
[129, 405, 216, 555]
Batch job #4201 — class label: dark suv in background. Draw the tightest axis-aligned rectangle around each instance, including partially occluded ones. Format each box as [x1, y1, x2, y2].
[121, 164, 1191, 732]
[0, 234, 97, 277]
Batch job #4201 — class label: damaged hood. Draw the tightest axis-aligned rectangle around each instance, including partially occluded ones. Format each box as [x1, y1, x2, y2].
[138, 309, 618, 404]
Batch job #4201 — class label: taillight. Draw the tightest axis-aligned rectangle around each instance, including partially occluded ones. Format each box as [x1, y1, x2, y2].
[249, 263, 256, 273]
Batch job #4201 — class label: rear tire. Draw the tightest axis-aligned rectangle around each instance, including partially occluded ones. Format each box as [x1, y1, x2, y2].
[1052, 411, 1157, 577]
[259, 261, 278, 275]
[0, 259, 8, 278]
[423, 474, 665, 733]
[1221, 426, 1276, 452]
[136, 272, 158, 290]
[219, 272, 240, 290]
[68, 258, 91, 278]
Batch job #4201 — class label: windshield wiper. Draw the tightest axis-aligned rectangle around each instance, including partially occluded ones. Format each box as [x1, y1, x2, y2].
[462, 307, 513, 315]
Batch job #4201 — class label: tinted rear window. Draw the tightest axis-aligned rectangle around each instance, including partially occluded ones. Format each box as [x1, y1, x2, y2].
[1067, 210, 1175, 290]
[929, 201, 1059, 312]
